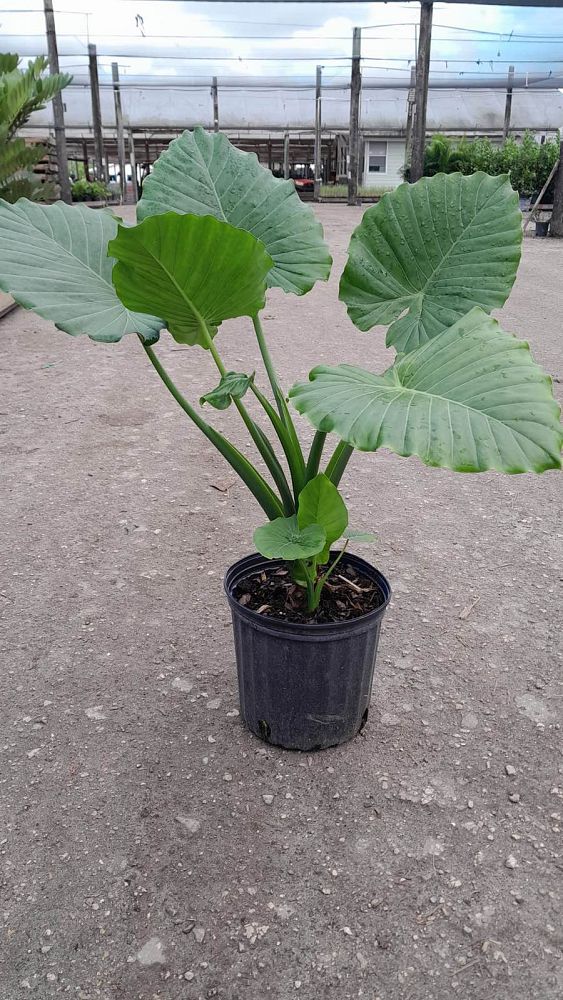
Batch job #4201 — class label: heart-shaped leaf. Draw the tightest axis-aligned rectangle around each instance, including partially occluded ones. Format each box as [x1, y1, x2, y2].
[0, 199, 162, 342]
[137, 127, 332, 295]
[298, 473, 348, 562]
[109, 213, 273, 347]
[340, 172, 522, 354]
[200, 371, 254, 410]
[254, 515, 326, 561]
[290, 309, 562, 474]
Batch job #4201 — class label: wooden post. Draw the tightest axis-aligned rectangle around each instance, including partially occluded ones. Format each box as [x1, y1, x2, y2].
[404, 65, 416, 172]
[348, 27, 361, 205]
[88, 44, 105, 182]
[410, 2, 433, 183]
[211, 76, 219, 132]
[503, 65, 515, 141]
[549, 141, 563, 237]
[43, 0, 72, 202]
[82, 139, 90, 182]
[283, 131, 290, 180]
[128, 127, 139, 203]
[314, 64, 322, 201]
[111, 62, 127, 203]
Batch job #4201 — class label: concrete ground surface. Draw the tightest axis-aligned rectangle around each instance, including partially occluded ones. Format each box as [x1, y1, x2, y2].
[1, 205, 561, 1000]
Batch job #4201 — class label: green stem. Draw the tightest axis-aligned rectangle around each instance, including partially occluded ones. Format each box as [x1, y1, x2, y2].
[202, 324, 294, 515]
[252, 314, 307, 495]
[140, 339, 284, 521]
[325, 441, 354, 487]
[249, 382, 305, 503]
[238, 412, 295, 516]
[305, 431, 327, 481]
[311, 541, 350, 611]
[252, 314, 286, 421]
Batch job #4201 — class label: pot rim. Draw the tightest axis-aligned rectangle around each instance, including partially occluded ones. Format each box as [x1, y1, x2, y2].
[224, 551, 391, 635]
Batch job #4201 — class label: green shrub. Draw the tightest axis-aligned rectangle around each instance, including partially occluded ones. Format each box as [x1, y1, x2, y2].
[413, 131, 560, 197]
[71, 178, 110, 202]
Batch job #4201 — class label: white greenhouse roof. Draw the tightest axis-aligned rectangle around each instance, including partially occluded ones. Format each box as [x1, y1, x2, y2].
[26, 84, 563, 136]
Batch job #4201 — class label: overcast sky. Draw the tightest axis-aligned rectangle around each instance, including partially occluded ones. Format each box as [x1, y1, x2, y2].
[2, 1, 563, 86]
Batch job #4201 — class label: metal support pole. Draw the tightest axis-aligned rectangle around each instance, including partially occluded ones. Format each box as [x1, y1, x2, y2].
[404, 65, 416, 172]
[128, 128, 139, 203]
[314, 64, 322, 200]
[502, 65, 515, 141]
[283, 131, 290, 180]
[549, 142, 563, 237]
[410, 1, 433, 183]
[348, 27, 362, 206]
[212, 76, 219, 132]
[88, 44, 105, 182]
[43, 0, 72, 203]
[111, 62, 127, 202]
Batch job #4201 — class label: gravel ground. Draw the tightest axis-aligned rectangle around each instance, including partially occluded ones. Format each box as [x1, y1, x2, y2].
[1, 205, 561, 1000]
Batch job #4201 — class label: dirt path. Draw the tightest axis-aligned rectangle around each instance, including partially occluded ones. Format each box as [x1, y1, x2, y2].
[1, 206, 561, 1000]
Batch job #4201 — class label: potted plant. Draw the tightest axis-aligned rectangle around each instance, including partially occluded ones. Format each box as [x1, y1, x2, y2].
[0, 128, 560, 751]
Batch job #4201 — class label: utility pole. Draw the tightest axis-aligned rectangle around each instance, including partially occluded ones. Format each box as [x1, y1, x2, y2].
[348, 26, 362, 206]
[88, 44, 105, 182]
[211, 76, 219, 132]
[503, 65, 515, 141]
[111, 62, 127, 202]
[128, 127, 139, 203]
[410, 1, 433, 183]
[314, 65, 322, 201]
[43, 0, 72, 203]
[550, 140, 563, 237]
[404, 64, 416, 173]
[283, 131, 290, 180]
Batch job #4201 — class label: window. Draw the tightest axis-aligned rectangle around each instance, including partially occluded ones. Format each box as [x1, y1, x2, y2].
[368, 141, 387, 173]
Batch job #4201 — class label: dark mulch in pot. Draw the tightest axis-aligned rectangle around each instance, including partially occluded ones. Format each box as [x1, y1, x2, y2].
[233, 558, 384, 625]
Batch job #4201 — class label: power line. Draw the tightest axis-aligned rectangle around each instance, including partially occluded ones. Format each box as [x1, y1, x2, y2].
[5, 31, 563, 43]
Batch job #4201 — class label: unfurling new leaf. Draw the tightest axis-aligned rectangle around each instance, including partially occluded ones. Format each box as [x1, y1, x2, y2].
[200, 371, 255, 410]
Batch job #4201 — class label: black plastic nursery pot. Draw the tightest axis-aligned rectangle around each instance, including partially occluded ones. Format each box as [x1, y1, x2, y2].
[224, 553, 391, 752]
[535, 219, 550, 237]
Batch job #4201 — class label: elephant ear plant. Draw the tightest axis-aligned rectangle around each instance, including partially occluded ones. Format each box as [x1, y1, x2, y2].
[0, 128, 560, 750]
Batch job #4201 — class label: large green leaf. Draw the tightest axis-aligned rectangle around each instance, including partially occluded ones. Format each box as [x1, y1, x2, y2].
[0, 199, 162, 342]
[254, 516, 326, 561]
[339, 172, 522, 354]
[298, 473, 348, 562]
[109, 213, 272, 348]
[289, 309, 562, 474]
[137, 127, 332, 295]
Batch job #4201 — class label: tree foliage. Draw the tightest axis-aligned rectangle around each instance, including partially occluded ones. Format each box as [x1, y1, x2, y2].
[0, 53, 72, 203]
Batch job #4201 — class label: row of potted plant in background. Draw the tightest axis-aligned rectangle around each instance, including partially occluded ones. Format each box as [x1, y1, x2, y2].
[0, 127, 560, 750]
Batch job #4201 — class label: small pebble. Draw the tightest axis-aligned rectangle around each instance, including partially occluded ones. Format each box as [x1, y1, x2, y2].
[223, 773, 233, 782]
[509, 793, 521, 803]
[505, 855, 518, 869]
[505, 765, 516, 776]
[262, 794, 274, 805]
